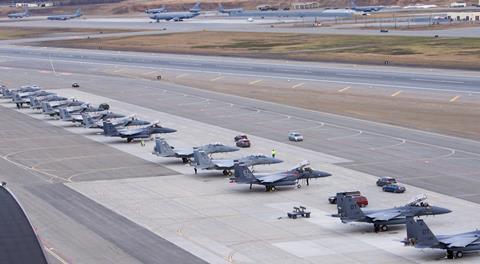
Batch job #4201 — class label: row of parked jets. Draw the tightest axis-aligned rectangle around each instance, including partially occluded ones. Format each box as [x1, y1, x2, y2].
[1, 84, 479, 259]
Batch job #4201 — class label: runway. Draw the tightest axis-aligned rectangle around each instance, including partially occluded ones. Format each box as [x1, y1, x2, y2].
[0, 45, 479, 94]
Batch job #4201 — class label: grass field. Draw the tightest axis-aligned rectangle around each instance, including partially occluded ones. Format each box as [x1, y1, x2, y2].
[38, 31, 480, 69]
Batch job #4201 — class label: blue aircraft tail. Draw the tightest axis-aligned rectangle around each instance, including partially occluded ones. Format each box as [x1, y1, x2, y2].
[153, 138, 176, 156]
[336, 194, 365, 222]
[405, 217, 439, 248]
[193, 149, 214, 169]
[233, 163, 256, 183]
[59, 108, 72, 121]
[102, 121, 119, 136]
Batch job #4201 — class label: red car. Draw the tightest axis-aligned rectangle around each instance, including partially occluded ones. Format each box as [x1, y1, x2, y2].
[236, 138, 251, 148]
[329, 192, 368, 207]
[234, 134, 248, 142]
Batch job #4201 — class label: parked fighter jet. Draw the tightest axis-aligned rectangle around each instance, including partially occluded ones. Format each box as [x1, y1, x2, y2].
[218, 3, 244, 14]
[403, 216, 480, 259]
[58, 103, 110, 122]
[193, 150, 282, 175]
[42, 99, 85, 116]
[335, 194, 451, 232]
[102, 121, 176, 142]
[8, 7, 29, 19]
[149, 11, 199, 22]
[1, 85, 41, 99]
[47, 9, 82, 20]
[83, 114, 148, 129]
[30, 94, 67, 110]
[13, 90, 54, 108]
[231, 161, 331, 191]
[152, 138, 240, 163]
[145, 5, 167, 14]
[350, 0, 383, 12]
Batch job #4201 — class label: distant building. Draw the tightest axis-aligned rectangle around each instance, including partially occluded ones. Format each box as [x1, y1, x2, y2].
[15, 2, 53, 8]
[291, 2, 319, 9]
[447, 11, 480, 21]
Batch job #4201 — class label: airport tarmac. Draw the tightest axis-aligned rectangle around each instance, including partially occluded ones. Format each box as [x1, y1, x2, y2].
[2, 85, 480, 263]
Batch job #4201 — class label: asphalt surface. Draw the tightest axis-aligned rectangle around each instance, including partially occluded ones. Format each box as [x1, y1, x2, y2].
[0, 104, 205, 264]
[0, 45, 479, 95]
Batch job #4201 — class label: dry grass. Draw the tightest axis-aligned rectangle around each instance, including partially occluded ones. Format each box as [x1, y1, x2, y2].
[38, 31, 480, 70]
[0, 27, 128, 40]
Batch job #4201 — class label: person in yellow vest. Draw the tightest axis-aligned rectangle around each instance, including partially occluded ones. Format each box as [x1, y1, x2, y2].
[271, 148, 276, 158]
[140, 139, 145, 147]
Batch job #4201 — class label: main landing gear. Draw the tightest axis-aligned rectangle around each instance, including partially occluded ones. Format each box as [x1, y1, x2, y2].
[374, 224, 388, 233]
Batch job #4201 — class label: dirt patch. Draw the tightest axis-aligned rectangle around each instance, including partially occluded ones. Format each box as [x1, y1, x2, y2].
[36, 31, 480, 70]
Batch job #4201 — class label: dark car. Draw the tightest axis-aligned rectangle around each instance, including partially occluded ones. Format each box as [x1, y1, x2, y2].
[376, 177, 397, 187]
[380, 28, 389, 33]
[234, 134, 248, 142]
[382, 184, 406, 193]
[72, 82, 80, 88]
[328, 191, 368, 207]
[236, 138, 251, 148]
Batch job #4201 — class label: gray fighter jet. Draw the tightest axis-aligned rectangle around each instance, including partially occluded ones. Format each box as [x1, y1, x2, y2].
[335, 194, 451, 232]
[58, 103, 110, 122]
[41, 99, 85, 116]
[153, 138, 240, 163]
[231, 161, 331, 191]
[1, 85, 41, 99]
[102, 121, 176, 142]
[47, 9, 82, 20]
[193, 149, 282, 175]
[13, 90, 54, 108]
[149, 11, 199, 22]
[403, 216, 480, 259]
[218, 3, 244, 14]
[83, 114, 148, 129]
[30, 94, 67, 110]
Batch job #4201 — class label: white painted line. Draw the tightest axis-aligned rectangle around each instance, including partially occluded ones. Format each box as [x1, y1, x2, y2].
[210, 76, 224, 82]
[291, 82, 304, 89]
[390, 90, 402, 97]
[249, 79, 262, 85]
[338, 86, 350, 93]
[449, 95, 461, 102]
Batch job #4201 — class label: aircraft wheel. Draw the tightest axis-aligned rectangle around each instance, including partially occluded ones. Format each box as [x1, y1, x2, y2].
[381, 225, 388, 232]
[455, 251, 463, 258]
[297, 184, 301, 189]
[271, 186, 276, 192]
[447, 250, 454, 259]
[182, 157, 188, 164]
[227, 171, 233, 176]
[374, 224, 380, 233]
[127, 138, 133, 143]
[222, 170, 227, 176]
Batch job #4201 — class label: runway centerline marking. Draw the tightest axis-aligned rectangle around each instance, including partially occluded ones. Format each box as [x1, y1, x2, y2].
[391, 90, 402, 97]
[449, 95, 461, 102]
[338, 86, 350, 92]
[249, 79, 262, 85]
[210, 76, 224, 82]
[291, 82, 304, 89]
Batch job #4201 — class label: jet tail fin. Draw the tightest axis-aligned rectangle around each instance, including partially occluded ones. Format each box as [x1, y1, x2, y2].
[336, 194, 365, 221]
[233, 163, 256, 183]
[351, 0, 357, 8]
[218, 3, 224, 11]
[193, 150, 214, 169]
[76, 8, 81, 16]
[58, 108, 71, 120]
[153, 138, 176, 156]
[102, 121, 119, 136]
[405, 216, 439, 248]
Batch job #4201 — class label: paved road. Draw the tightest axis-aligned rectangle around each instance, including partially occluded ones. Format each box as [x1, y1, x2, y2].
[0, 105, 205, 264]
[0, 45, 479, 94]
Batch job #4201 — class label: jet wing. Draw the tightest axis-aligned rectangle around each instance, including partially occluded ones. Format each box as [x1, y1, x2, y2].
[440, 235, 479, 248]
[257, 173, 287, 183]
[213, 159, 234, 169]
[175, 148, 194, 157]
[118, 128, 143, 136]
[365, 210, 402, 221]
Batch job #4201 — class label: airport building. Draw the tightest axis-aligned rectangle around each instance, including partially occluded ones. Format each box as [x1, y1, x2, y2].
[291, 2, 320, 9]
[447, 11, 480, 21]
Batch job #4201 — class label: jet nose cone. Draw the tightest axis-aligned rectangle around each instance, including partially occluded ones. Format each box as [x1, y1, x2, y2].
[162, 127, 177, 133]
[431, 206, 452, 215]
[271, 158, 283, 164]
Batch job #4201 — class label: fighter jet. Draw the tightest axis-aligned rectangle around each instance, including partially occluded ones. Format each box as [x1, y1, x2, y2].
[41, 99, 85, 116]
[193, 150, 282, 175]
[8, 7, 29, 19]
[58, 103, 110, 122]
[231, 160, 331, 191]
[47, 9, 82, 20]
[334, 194, 451, 232]
[218, 3, 244, 14]
[1, 85, 41, 99]
[152, 138, 240, 163]
[403, 216, 480, 259]
[145, 5, 167, 14]
[30, 94, 67, 110]
[83, 113, 148, 129]
[149, 11, 199, 22]
[13, 90, 54, 108]
[102, 121, 176, 142]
